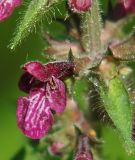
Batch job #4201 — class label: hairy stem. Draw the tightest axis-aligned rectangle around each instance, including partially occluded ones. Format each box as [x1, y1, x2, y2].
[81, 0, 102, 59]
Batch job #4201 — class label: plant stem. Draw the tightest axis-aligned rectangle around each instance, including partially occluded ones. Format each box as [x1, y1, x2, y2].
[81, 0, 103, 60]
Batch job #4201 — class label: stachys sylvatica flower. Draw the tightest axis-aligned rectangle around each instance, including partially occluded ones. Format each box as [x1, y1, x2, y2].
[112, 0, 135, 20]
[68, 0, 92, 13]
[0, 0, 22, 21]
[17, 61, 74, 139]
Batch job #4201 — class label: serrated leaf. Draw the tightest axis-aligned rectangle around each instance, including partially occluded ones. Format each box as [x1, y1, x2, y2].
[9, 0, 61, 50]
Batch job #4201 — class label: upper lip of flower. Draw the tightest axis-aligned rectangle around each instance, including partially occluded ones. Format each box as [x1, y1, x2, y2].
[19, 60, 74, 93]
[22, 60, 74, 82]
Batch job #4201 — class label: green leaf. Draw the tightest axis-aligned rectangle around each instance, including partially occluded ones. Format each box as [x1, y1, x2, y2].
[100, 77, 135, 154]
[9, 0, 62, 50]
[73, 78, 89, 111]
[11, 147, 25, 160]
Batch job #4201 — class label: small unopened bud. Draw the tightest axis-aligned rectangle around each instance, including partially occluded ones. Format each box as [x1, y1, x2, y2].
[74, 135, 93, 160]
[48, 142, 64, 156]
[68, 0, 92, 13]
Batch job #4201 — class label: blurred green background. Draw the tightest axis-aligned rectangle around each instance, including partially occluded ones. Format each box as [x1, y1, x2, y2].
[0, 1, 135, 160]
[0, 6, 44, 159]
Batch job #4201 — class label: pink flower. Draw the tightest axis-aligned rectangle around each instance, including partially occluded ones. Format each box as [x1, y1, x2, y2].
[68, 0, 92, 13]
[122, 0, 135, 13]
[48, 142, 64, 156]
[0, 0, 22, 21]
[17, 61, 74, 139]
[112, 0, 135, 20]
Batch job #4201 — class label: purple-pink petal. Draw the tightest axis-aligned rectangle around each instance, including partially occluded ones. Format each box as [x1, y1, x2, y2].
[46, 76, 66, 113]
[112, 0, 135, 20]
[45, 61, 74, 81]
[122, 0, 135, 13]
[23, 61, 74, 82]
[13, 0, 22, 7]
[0, 0, 22, 21]
[19, 72, 35, 93]
[17, 87, 53, 139]
[17, 96, 29, 128]
[19, 72, 43, 93]
[23, 62, 48, 82]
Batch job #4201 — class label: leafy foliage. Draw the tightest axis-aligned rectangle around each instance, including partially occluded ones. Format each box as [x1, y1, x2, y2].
[9, 0, 63, 50]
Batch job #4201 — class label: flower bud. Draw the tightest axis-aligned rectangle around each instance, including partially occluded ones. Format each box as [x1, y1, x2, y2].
[68, 0, 92, 13]
[74, 135, 93, 160]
